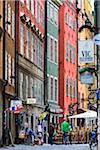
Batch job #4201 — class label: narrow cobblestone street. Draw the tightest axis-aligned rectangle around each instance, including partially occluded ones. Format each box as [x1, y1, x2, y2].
[0, 144, 97, 150]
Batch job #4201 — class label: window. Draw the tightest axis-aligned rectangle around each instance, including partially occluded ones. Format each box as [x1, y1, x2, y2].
[78, 92, 80, 107]
[38, 43, 42, 68]
[37, 1, 39, 22]
[66, 42, 68, 60]
[20, 24, 24, 56]
[41, 11, 44, 28]
[55, 79, 57, 101]
[65, 13, 68, 24]
[7, 4, 11, 35]
[73, 81, 76, 98]
[47, 2, 50, 18]
[26, 0, 30, 10]
[5, 51, 8, 80]
[66, 77, 68, 96]
[50, 38, 53, 61]
[70, 78, 72, 98]
[55, 41, 57, 63]
[8, 54, 11, 84]
[70, 44, 73, 63]
[54, 10, 58, 26]
[31, 35, 35, 62]
[5, 1, 7, 30]
[73, 20, 76, 30]
[47, 36, 50, 59]
[82, 93, 84, 108]
[30, 78, 34, 98]
[34, 79, 37, 97]
[20, 72, 24, 99]
[20, 0, 24, 3]
[50, 4, 54, 22]
[12, 11, 15, 39]
[69, 16, 73, 28]
[36, 37, 39, 64]
[33, 36, 36, 63]
[73, 47, 76, 64]
[26, 29, 30, 59]
[26, 75, 28, 98]
[31, 0, 34, 16]
[12, 58, 15, 86]
[51, 78, 53, 100]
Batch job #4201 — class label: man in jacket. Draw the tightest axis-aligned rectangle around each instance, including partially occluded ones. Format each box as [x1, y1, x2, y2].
[61, 118, 70, 144]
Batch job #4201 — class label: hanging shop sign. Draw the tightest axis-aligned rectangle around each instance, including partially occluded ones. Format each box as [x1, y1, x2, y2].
[78, 40, 94, 64]
[10, 100, 22, 108]
[93, 33, 100, 46]
[80, 71, 93, 84]
[26, 98, 36, 104]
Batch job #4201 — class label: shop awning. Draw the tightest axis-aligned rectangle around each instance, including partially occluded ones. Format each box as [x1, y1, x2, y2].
[79, 66, 95, 74]
[69, 110, 97, 119]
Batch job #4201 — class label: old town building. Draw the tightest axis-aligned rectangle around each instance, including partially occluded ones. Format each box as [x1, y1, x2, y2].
[78, 0, 96, 113]
[59, 0, 77, 119]
[0, 0, 16, 145]
[45, 0, 63, 125]
[15, 0, 45, 134]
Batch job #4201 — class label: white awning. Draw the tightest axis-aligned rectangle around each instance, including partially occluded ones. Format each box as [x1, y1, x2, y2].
[69, 110, 97, 119]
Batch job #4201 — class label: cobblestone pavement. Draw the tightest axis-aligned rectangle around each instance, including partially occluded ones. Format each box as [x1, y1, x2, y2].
[0, 144, 97, 150]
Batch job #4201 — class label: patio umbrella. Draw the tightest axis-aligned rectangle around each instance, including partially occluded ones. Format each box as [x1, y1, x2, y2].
[68, 110, 97, 119]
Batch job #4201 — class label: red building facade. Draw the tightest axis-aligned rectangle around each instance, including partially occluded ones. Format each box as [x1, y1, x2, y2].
[59, 0, 77, 116]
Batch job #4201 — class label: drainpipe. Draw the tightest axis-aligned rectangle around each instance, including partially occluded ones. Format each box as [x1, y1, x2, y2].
[2, 0, 6, 145]
[44, 0, 47, 106]
[76, 0, 79, 114]
[15, 1, 19, 143]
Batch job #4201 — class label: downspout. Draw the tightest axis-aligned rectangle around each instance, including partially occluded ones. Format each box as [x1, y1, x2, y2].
[44, 0, 47, 106]
[2, 0, 6, 145]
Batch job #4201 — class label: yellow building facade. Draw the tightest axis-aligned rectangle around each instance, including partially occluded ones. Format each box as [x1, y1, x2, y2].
[78, 0, 96, 111]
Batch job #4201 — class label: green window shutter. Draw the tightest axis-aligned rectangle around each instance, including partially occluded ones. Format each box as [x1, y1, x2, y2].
[66, 42, 68, 60]
[66, 13, 68, 24]
[66, 77, 68, 96]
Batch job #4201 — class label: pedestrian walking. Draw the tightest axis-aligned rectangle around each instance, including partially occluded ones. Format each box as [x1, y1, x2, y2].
[37, 120, 43, 145]
[61, 118, 70, 144]
[48, 124, 55, 145]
